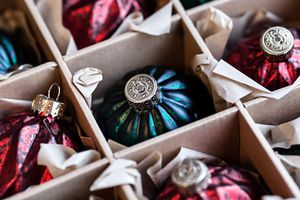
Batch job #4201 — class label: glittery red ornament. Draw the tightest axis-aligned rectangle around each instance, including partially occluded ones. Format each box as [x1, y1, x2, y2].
[0, 84, 84, 198]
[225, 26, 300, 91]
[63, 0, 154, 49]
[155, 159, 265, 200]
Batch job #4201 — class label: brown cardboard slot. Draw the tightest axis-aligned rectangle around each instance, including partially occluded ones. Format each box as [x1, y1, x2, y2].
[241, 87, 300, 197]
[0, 63, 115, 199]
[113, 106, 296, 199]
[0, 0, 56, 77]
[63, 14, 215, 152]
[28, 0, 179, 56]
[188, 0, 300, 24]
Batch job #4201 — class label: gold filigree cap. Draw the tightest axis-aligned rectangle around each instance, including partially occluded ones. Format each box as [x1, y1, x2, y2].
[31, 83, 65, 118]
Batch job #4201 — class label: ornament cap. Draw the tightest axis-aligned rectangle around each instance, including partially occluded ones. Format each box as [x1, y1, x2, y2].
[260, 26, 294, 61]
[172, 159, 211, 195]
[124, 74, 160, 111]
[31, 83, 65, 118]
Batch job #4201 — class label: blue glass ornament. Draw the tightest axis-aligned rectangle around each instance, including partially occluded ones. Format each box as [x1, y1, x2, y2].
[95, 66, 214, 146]
[0, 32, 17, 75]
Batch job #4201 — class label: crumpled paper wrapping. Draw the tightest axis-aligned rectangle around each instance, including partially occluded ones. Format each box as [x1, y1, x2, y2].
[138, 147, 224, 187]
[0, 9, 41, 80]
[36, 0, 173, 55]
[73, 67, 103, 108]
[192, 8, 299, 111]
[89, 159, 147, 200]
[38, 144, 100, 178]
[257, 116, 300, 187]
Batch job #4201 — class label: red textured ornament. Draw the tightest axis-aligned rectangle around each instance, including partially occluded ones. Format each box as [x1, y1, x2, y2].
[225, 26, 300, 91]
[155, 159, 265, 200]
[0, 84, 84, 198]
[63, 0, 153, 49]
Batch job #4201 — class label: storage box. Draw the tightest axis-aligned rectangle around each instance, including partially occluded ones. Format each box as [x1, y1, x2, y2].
[113, 106, 297, 198]
[1, 0, 300, 199]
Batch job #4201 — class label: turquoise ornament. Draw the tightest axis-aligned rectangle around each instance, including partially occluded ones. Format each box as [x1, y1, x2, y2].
[95, 66, 214, 146]
[0, 31, 17, 75]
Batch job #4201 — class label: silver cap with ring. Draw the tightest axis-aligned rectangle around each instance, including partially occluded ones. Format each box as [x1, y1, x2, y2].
[31, 83, 66, 119]
[260, 26, 294, 61]
[124, 74, 160, 111]
[172, 158, 211, 196]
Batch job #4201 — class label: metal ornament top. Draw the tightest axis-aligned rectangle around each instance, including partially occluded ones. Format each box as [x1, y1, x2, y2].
[172, 159, 211, 195]
[260, 26, 294, 61]
[31, 83, 65, 118]
[125, 74, 160, 111]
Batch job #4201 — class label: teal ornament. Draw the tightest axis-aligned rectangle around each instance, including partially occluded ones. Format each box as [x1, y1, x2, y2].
[0, 31, 17, 75]
[95, 66, 214, 146]
[180, 0, 212, 10]
[0, 29, 39, 75]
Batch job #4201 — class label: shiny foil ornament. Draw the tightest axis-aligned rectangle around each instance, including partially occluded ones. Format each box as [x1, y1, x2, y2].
[95, 66, 214, 146]
[0, 83, 84, 198]
[63, 0, 154, 49]
[155, 159, 265, 200]
[180, 0, 212, 10]
[0, 31, 18, 75]
[0, 29, 39, 75]
[225, 26, 300, 91]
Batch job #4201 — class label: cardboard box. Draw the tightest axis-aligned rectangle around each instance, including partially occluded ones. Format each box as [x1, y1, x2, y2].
[1, 0, 300, 199]
[113, 106, 297, 198]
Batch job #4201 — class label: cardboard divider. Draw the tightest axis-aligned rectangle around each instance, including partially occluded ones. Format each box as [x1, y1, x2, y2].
[113, 106, 295, 199]
[6, 159, 112, 200]
[188, 0, 300, 22]
[240, 87, 300, 197]
[27, 0, 187, 56]
[0, 0, 57, 82]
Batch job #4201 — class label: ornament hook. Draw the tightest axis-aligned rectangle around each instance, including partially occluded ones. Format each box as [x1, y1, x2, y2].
[48, 83, 61, 101]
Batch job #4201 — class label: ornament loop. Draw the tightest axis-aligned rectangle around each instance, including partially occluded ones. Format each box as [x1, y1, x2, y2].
[48, 83, 61, 101]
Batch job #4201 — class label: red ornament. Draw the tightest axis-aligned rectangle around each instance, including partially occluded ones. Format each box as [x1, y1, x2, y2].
[155, 159, 265, 200]
[225, 26, 300, 91]
[0, 84, 84, 198]
[63, 0, 154, 49]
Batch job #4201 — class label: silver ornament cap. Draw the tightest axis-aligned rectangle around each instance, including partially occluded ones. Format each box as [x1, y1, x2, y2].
[124, 74, 160, 111]
[31, 83, 65, 118]
[260, 26, 294, 61]
[172, 159, 211, 196]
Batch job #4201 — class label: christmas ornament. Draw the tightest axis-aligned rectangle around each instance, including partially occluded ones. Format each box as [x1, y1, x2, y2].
[95, 66, 214, 146]
[225, 26, 300, 91]
[156, 158, 265, 200]
[0, 29, 36, 75]
[63, 0, 154, 49]
[0, 83, 84, 198]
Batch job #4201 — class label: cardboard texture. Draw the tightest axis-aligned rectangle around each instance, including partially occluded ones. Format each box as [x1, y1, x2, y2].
[114, 107, 296, 199]
[1, 0, 300, 199]
[242, 87, 300, 197]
